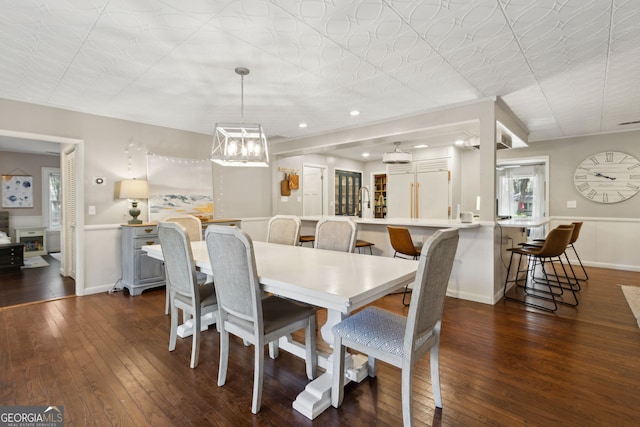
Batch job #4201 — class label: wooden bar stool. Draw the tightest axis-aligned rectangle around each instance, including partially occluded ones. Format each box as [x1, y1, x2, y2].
[355, 239, 374, 255]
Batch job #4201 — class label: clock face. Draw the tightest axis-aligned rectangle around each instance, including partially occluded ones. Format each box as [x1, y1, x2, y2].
[573, 151, 640, 203]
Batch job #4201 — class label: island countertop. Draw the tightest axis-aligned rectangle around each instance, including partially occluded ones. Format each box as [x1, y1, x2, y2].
[300, 216, 480, 229]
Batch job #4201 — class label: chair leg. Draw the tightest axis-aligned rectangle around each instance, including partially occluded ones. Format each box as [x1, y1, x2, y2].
[430, 321, 443, 409]
[251, 338, 265, 414]
[305, 315, 317, 380]
[401, 360, 414, 427]
[402, 283, 411, 307]
[331, 335, 346, 408]
[569, 243, 589, 281]
[367, 356, 377, 378]
[165, 285, 170, 315]
[169, 299, 178, 352]
[190, 306, 201, 369]
[218, 329, 229, 387]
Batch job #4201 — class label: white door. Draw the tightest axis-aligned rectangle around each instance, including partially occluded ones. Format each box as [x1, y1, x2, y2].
[386, 164, 415, 218]
[416, 170, 450, 219]
[63, 148, 76, 279]
[303, 166, 324, 216]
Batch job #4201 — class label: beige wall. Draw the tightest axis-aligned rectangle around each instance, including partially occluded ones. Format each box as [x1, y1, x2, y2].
[0, 151, 59, 217]
[498, 130, 640, 218]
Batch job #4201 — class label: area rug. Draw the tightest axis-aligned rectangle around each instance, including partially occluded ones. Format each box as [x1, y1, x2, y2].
[22, 256, 50, 269]
[620, 285, 640, 328]
[49, 252, 61, 262]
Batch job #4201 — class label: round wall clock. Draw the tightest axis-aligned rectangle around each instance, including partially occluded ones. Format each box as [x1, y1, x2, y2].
[573, 151, 640, 203]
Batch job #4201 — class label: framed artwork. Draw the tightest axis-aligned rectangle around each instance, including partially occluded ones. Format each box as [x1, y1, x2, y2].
[146, 154, 214, 222]
[2, 175, 34, 208]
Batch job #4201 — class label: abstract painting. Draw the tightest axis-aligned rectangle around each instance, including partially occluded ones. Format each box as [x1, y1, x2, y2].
[146, 154, 214, 222]
[2, 175, 33, 208]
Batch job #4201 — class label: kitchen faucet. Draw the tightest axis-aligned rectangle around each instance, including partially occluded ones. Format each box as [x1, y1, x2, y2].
[358, 186, 370, 218]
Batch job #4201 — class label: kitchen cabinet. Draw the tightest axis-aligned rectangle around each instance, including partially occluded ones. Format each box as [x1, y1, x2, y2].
[386, 159, 450, 219]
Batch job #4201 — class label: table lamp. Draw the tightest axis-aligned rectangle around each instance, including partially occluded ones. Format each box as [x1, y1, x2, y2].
[118, 179, 149, 224]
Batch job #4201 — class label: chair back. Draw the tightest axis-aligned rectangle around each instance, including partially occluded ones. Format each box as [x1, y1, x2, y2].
[537, 225, 574, 257]
[405, 228, 459, 354]
[314, 218, 357, 252]
[267, 215, 301, 246]
[158, 221, 199, 297]
[388, 226, 420, 258]
[163, 215, 203, 241]
[569, 221, 583, 245]
[205, 226, 262, 327]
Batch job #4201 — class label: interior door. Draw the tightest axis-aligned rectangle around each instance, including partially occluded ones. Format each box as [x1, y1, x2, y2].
[63, 148, 76, 279]
[303, 166, 324, 216]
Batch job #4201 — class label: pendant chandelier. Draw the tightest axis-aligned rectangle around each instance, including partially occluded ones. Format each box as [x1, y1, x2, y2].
[210, 67, 269, 167]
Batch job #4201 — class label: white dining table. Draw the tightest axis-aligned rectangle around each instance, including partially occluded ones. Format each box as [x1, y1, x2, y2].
[143, 240, 418, 419]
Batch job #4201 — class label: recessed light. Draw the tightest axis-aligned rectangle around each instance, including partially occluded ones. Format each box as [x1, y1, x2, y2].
[413, 144, 429, 148]
[455, 139, 464, 146]
[298, 123, 307, 128]
[350, 110, 360, 116]
[362, 152, 370, 158]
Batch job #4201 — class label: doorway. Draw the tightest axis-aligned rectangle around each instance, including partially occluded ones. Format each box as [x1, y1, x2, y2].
[303, 165, 326, 216]
[0, 129, 84, 299]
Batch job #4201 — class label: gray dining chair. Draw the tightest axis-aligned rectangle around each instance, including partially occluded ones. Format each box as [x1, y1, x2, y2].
[158, 221, 217, 369]
[314, 217, 357, 253]
[331, 228, 459, 427]
[163, 215, 210, 315]
[266, 215, 301, 246]
[205, 225, 318, 414]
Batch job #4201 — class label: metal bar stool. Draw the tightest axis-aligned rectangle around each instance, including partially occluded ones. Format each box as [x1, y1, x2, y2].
[503, 225, 579, 312]
[299, 235, 315, 247]
[355, 239, 374, 255]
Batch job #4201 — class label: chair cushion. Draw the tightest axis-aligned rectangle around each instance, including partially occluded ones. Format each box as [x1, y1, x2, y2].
[332, 307, 406, 357]
[262, 296, 317, 334]
[226, 296, 317, 335]
[175, 283, 217, 308]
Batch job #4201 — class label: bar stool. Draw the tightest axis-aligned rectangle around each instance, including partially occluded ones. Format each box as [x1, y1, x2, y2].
[503, 225, 578, 312]
[355, 239, 374, 255]
[387, 226, 422, 306]
[520, 222, 587, 289]
[299, 235, 315, 247]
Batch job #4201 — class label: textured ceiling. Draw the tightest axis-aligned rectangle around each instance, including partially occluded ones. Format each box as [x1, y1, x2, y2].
[1, 0, 639, 154]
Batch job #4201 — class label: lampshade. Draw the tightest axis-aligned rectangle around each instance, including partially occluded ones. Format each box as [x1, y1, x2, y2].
[118, 179, 149, 200]
[210, 123, 269, 167]
[118, 179, 149, 224]
[209, 67, 269, 167]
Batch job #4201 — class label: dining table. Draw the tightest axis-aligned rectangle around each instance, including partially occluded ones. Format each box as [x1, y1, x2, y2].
[143, 239, 418, 419]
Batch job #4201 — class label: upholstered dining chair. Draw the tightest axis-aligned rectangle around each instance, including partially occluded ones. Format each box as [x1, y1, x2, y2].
[331, 228, 459, 427]
[158, 221, 217, 369]
[266, 215, 301, 246]
[314, 217, 357, 253]
[163, 215, 211, 314]
[205, 225, 318, 414]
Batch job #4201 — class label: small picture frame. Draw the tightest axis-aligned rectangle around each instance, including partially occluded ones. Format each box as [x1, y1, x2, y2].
[2, 175, 34, 208]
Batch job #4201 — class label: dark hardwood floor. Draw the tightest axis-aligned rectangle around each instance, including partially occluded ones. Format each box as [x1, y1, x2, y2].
[0, 254, 75, 309]
[1, 266, 639, 426]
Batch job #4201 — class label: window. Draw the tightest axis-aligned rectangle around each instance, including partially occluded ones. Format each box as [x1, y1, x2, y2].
[334, 170, 361, 215]
[42, 167, 61, 231]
